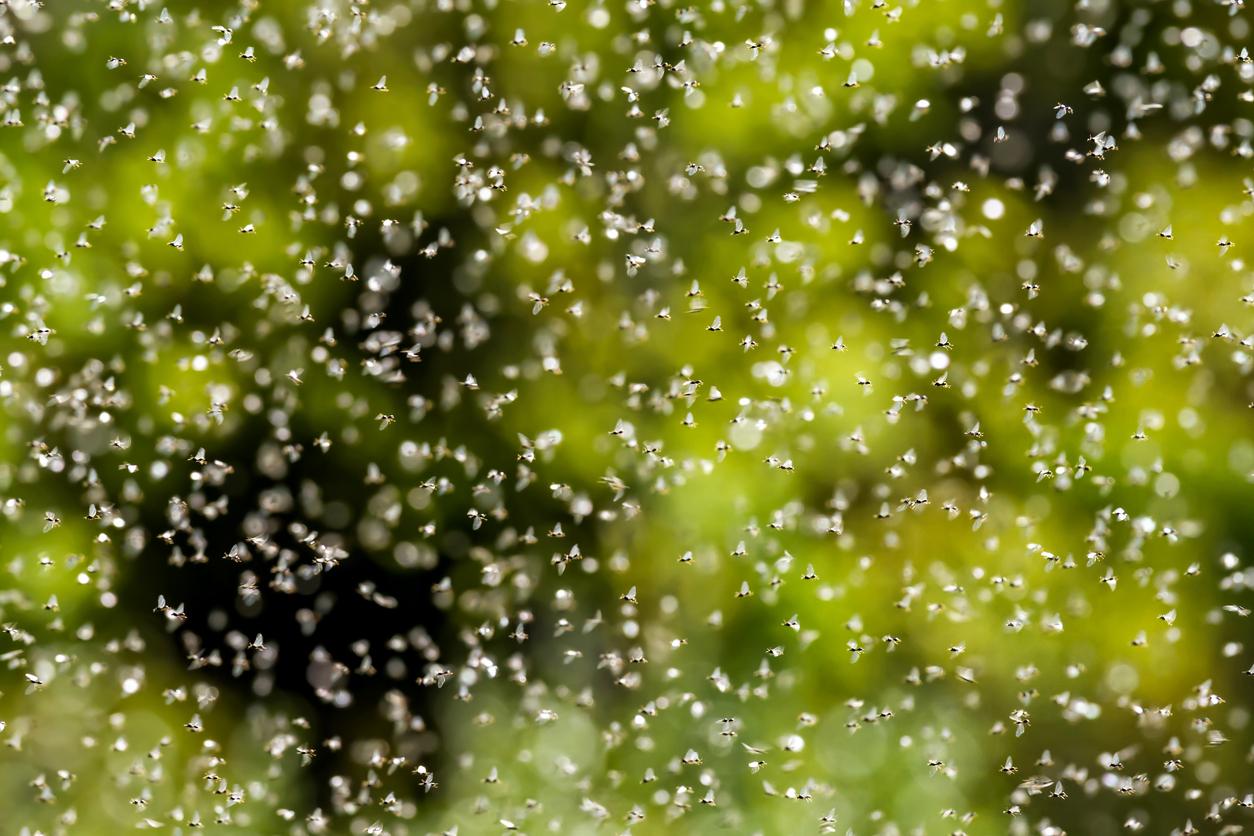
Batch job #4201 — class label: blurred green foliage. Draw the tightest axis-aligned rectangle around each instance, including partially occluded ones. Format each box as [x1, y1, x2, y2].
[0, 0, 1252, 834]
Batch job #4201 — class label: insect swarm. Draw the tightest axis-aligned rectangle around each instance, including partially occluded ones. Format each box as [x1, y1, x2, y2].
[0, 0, 1250, 834]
